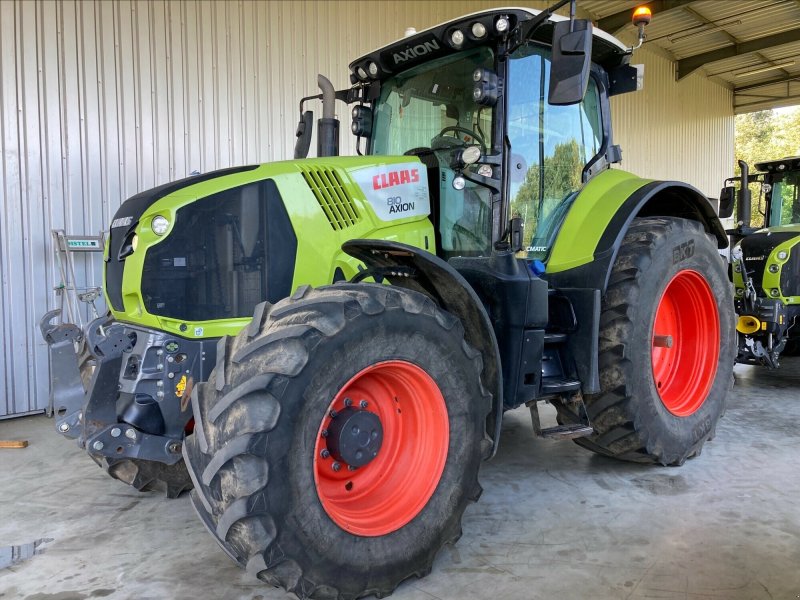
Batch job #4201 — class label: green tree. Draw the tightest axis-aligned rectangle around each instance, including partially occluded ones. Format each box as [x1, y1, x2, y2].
[734, 107, 800, 226]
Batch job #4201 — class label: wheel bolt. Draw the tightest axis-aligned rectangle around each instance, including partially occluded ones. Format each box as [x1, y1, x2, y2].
[329, 409, 338, 418]
[92, 441, 104, 451]
[359, 400, 368, 409]
[321, 429, 329, 438]
[320, 449, 330, 459]
[59, 422, 70, 432]
[332, 462, 341, 472]
[344, 398, 353, 407]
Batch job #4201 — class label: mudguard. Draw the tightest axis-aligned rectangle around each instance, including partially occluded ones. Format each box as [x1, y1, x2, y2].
[342, 239, 504, 457]
[546, 169, 727, 292]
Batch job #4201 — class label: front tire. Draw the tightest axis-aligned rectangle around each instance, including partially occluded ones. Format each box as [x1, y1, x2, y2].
[184, 284, 491, 598]
[560, 217, 735, 465]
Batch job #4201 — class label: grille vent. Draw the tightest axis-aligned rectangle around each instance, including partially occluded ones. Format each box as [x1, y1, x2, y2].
[300, 167, 360, 230]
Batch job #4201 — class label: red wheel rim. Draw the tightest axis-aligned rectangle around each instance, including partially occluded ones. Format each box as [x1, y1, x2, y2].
[313, 360, 449, 536]
[651, 270, 720, 416]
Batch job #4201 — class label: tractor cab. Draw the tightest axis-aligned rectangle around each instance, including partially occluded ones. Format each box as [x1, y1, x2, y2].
[347, 7, 638, 263]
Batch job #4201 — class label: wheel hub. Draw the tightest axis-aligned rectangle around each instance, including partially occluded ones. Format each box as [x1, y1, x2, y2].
[326, 407, 383, 468]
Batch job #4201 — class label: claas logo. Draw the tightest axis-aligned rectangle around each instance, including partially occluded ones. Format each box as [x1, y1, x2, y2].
[373, 168, 420, 190]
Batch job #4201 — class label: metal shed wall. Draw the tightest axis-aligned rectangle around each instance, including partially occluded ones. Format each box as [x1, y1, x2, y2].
[0, 0, 733, 417]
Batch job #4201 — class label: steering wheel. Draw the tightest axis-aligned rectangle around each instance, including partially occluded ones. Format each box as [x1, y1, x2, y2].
[431, 126, 487, 151]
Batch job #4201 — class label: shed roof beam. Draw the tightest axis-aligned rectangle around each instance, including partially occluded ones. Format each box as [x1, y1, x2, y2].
[735, 73, 800, 92]
[677, 27, 800, 79]
[596, 0, 695, 35]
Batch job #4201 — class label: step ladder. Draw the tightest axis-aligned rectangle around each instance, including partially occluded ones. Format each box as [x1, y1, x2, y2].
[50, 229, 105, 329]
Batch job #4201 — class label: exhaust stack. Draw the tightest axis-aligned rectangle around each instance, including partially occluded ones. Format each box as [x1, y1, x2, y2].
[317, 75, 340, 157]
[737, 159, 752, 228]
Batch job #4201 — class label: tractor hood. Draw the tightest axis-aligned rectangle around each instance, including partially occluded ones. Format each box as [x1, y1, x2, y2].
[104, 156, 434, 339]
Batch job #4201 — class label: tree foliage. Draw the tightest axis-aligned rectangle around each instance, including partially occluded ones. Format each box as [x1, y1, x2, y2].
[735, 107, 800, 171]
[734, 107, 800, 226]
[511, 140, 583, 248]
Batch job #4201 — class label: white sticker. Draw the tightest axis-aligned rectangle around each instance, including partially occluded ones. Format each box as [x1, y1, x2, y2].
[350, 162, 430, 222]
[194, 327, 204, 337]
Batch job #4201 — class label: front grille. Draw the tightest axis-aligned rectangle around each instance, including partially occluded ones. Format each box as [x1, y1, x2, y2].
[742, 232, 799, 297]
[300, 167, 360, 230]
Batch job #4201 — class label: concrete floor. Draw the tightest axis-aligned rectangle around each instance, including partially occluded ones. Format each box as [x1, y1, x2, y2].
[2, 360, 800, 600]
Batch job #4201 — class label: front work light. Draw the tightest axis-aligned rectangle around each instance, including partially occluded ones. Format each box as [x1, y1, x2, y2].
[471, 22, 487, 38]
[472, 68, 499, 106]
[450, 29, 465, 47]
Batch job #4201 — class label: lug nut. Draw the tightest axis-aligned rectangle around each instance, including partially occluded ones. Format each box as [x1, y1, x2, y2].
[125, 428, 137, 440]
[92, 441, 104, 451]
[320, 449, 330, 459]
[344, 398, 353, 407]
[321, 429, 329, 438]
[332, 462, 341, 472]
[359, 400, 368, 409]
[59, 422, 70, 432]
[329, 409, 338, 418]
[110, 427, 121, 438]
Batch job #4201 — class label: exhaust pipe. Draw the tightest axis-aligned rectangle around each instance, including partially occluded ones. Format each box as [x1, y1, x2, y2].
[317, 75, 340, 157]
[737, 159, 752, 228]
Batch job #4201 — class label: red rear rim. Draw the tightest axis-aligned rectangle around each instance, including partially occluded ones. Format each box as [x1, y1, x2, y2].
[313, 360, 449, 537]
[651, 269, 720, 416]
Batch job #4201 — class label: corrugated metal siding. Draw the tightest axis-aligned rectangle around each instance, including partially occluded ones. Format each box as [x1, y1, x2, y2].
[0, 0, 732, 417]
[611, 43, 735, 196]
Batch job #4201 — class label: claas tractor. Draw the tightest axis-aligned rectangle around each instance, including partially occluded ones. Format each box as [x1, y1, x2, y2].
[723, 156, 800, 367]
[40, 2, 735, 597]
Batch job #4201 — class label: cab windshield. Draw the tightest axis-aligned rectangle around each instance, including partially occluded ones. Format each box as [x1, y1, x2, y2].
[371, 47, 496, 259]
[371, 48, 494, 156]
[768, 171, 800, 226]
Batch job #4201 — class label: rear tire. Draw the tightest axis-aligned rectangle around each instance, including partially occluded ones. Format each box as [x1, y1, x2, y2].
[184, 284, 491, 598]
[557, 217, 735, 465]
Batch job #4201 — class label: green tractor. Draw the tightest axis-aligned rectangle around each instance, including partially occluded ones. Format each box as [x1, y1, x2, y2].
[724, 157, 800, 367]
[41, 2, 735, 597]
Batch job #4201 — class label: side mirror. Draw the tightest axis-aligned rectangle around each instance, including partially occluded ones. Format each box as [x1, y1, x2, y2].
[718, 186, 735, 218]
[294, 111, 313, 159]
[548, 19, 593, 106]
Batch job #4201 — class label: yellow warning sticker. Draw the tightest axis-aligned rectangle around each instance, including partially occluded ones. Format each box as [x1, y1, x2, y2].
[176, 374, 187, 398]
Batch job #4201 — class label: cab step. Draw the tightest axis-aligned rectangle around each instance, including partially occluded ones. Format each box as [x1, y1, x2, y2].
[540, 376, 581, 395]
[540, 424, 593, 440]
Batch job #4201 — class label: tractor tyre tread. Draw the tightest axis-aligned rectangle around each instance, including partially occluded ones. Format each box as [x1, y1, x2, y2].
[184, 283, 491, 599]
[555, 216, 734, 466]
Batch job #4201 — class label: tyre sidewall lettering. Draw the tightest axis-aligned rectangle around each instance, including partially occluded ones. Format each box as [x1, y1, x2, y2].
[629, 224, 732, 448]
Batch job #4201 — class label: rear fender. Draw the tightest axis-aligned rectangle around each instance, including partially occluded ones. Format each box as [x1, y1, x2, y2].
[547, 174, 727, 292]
[342, 239, 503, 458]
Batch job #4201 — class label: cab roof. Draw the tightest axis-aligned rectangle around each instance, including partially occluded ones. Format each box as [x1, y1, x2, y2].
[755, 156, 800, 173]
[349, 7, 630, 83]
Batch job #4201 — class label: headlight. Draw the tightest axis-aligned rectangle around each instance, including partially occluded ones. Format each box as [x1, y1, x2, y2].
[777, 250, 789, 260]
[151, 215, 170, 236]
[131, 234, 139, 252]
